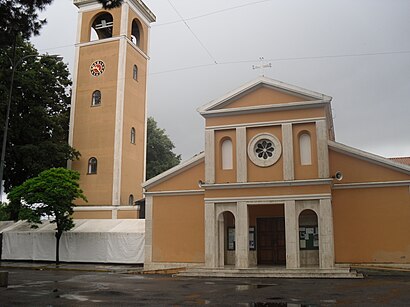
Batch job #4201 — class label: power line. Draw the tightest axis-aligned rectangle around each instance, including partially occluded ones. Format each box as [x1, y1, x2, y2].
[167, 0, 218, 64]
[149, 49, 410, 76]
[154, 0, 273, 27]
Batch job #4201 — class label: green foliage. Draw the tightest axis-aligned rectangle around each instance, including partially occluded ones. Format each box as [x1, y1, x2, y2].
[8, 168, 86, 263]
[0, 0, 53, 47]
[146, 117, 181, 180]
[0, 202, 10, 220]
[8, 168, 86, 226]
[0, 39, 80, 196]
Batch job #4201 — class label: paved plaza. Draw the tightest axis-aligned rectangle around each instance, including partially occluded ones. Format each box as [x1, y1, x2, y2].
[0, 264, 409, 306]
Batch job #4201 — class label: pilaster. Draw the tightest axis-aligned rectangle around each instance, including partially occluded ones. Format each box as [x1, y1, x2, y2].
[316, 120, 329, 178]
[282, 123, 294, 180]
[144, 196, 153, 266]
[319, 198, 335, 268]
[204, 201, 217, 267]
[205, 129, 215, 184]
[285, 200, 299, 268]
[236, 127, 247, 183]
[236, 201, 249, 268]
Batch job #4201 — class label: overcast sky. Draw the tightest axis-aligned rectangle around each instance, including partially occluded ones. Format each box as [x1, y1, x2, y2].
[31, 0, 410, 160]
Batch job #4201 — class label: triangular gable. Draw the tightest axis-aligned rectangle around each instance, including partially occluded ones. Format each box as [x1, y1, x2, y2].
[329, 141, 410, 175]
[142, 152, 205, 190]
[198, 76, 332, 115]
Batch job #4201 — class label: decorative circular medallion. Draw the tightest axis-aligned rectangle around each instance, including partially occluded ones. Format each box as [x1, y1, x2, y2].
[90, 60, 105, 76]
[248, 133, 282, 167]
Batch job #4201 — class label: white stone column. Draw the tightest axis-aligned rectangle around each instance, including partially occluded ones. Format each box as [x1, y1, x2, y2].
[316, 120, 329, 178]
[205, 130, 215, 184]
[319, 198, 335, 268]
[218, 216, 225, 267]
[235, 201, 249, 268]
[236, 127, 247, 183]
[205, 201, 217, 268]
[144, 196, 153, 267]
[285, 200, 299, 268]
[282, 123, 294, 181]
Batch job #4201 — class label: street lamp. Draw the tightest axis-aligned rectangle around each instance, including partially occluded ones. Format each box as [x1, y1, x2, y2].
[0, 53, 61, 201]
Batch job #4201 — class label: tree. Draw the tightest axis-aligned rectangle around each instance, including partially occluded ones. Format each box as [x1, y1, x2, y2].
[8, 168, 86, 264]
[0, 39, 80, 205]
[97, 0, 123, 9]
[146, 117, 181, 180]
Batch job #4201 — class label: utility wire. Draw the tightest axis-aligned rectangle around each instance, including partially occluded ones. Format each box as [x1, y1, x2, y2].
[154, 0, 273, 27]
[167, 0, 218, 64]
[149, 49, 410, 75]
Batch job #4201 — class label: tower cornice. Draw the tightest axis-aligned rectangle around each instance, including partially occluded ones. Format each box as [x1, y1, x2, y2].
[73, 0, 156, 23]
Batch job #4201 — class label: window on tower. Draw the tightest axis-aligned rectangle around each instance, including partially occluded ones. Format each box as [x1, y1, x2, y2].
[133, 65, 138, 81]
[131, 127, 136, 144]
[131, 19, 142, 47]
[88, 157, 98, 174]
[91, 12, 114, 41]
[91, 90, 101, 106]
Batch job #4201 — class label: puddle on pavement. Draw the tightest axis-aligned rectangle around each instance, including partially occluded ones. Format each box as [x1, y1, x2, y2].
[245, 304, 319, 307]
[59, 294, 102, 303]
[236, 284, 277, 291]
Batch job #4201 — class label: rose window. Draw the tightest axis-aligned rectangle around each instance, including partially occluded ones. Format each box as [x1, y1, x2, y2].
[255, 139, 275, 160]
[248, 133, 282, 167]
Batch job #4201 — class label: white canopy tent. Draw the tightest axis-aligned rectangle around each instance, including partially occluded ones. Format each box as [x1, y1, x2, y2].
[0, 219, 145, 263]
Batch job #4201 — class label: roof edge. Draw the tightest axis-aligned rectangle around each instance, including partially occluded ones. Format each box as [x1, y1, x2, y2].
[328, 141, 410, 174]
[142, 152, 205, 190]
[197, 76, 332, 114]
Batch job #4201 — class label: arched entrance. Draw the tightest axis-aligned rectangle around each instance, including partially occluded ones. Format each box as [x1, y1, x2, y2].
[298, 209, 319, 267]
[217, 211, 235, 267]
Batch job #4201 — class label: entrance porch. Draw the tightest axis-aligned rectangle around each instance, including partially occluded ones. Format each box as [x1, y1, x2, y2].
[204, 198, 336, 271]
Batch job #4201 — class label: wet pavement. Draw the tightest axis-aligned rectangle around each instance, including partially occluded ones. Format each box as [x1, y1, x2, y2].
[0, 263, 409, 306]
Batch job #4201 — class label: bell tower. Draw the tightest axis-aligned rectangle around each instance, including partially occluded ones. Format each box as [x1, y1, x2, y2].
[69, 0, 156, 219]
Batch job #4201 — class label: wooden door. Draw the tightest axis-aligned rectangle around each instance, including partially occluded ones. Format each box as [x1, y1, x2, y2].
[257, 217, 286, 265]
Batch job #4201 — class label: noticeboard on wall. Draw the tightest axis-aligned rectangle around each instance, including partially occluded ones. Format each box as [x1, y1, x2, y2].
[299, 226, 319, 250]
[227, 227, 256, 251]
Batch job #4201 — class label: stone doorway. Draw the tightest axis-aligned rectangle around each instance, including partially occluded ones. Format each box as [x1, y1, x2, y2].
[257, 217, 286, 265]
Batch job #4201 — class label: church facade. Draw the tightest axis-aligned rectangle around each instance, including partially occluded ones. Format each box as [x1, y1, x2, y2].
[143, 77, 410, 271]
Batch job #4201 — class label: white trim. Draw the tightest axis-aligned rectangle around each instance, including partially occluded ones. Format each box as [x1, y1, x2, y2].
[201, 178, 332, 190]
[74, 205, 140, 211]
[205, 194, 332, 203]
[73, 0, 156, 23]
[328, 141, 410, 174]
[142, 152, 205, 189]
[236, 127, 247, 183]
[120, 3, 129, 36]
[316, 120, 329, 178]
[205, 117, 326, 131]
[200, 100, 328, 118]
[112, 37, 127, 206]
[333, 180, 410, 190]
[282, 123, 294, 180]
[198, 76, 332, 113]
[144, 189, 205, 196]
[75, 1, 102, 12]
[144, 195, 153, 266]
[205, 130, 215, 183]
[127, 0, 155, 26]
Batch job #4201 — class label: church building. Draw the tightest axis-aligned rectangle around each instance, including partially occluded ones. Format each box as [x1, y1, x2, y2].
[68, 0, 410, 274]
[142, 77, 410, 274]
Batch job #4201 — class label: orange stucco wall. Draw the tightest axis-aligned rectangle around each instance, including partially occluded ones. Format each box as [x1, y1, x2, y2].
[73, 210, 112, 219]
[152, 195, 205, 263]
[333, 186, 410, 263]
[72, 41, 120, 206]
[329, 149, 409, 183]
[206, 107, 325, 127]
[149, 161, 204, 192]
[219, 86, 310, 109]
